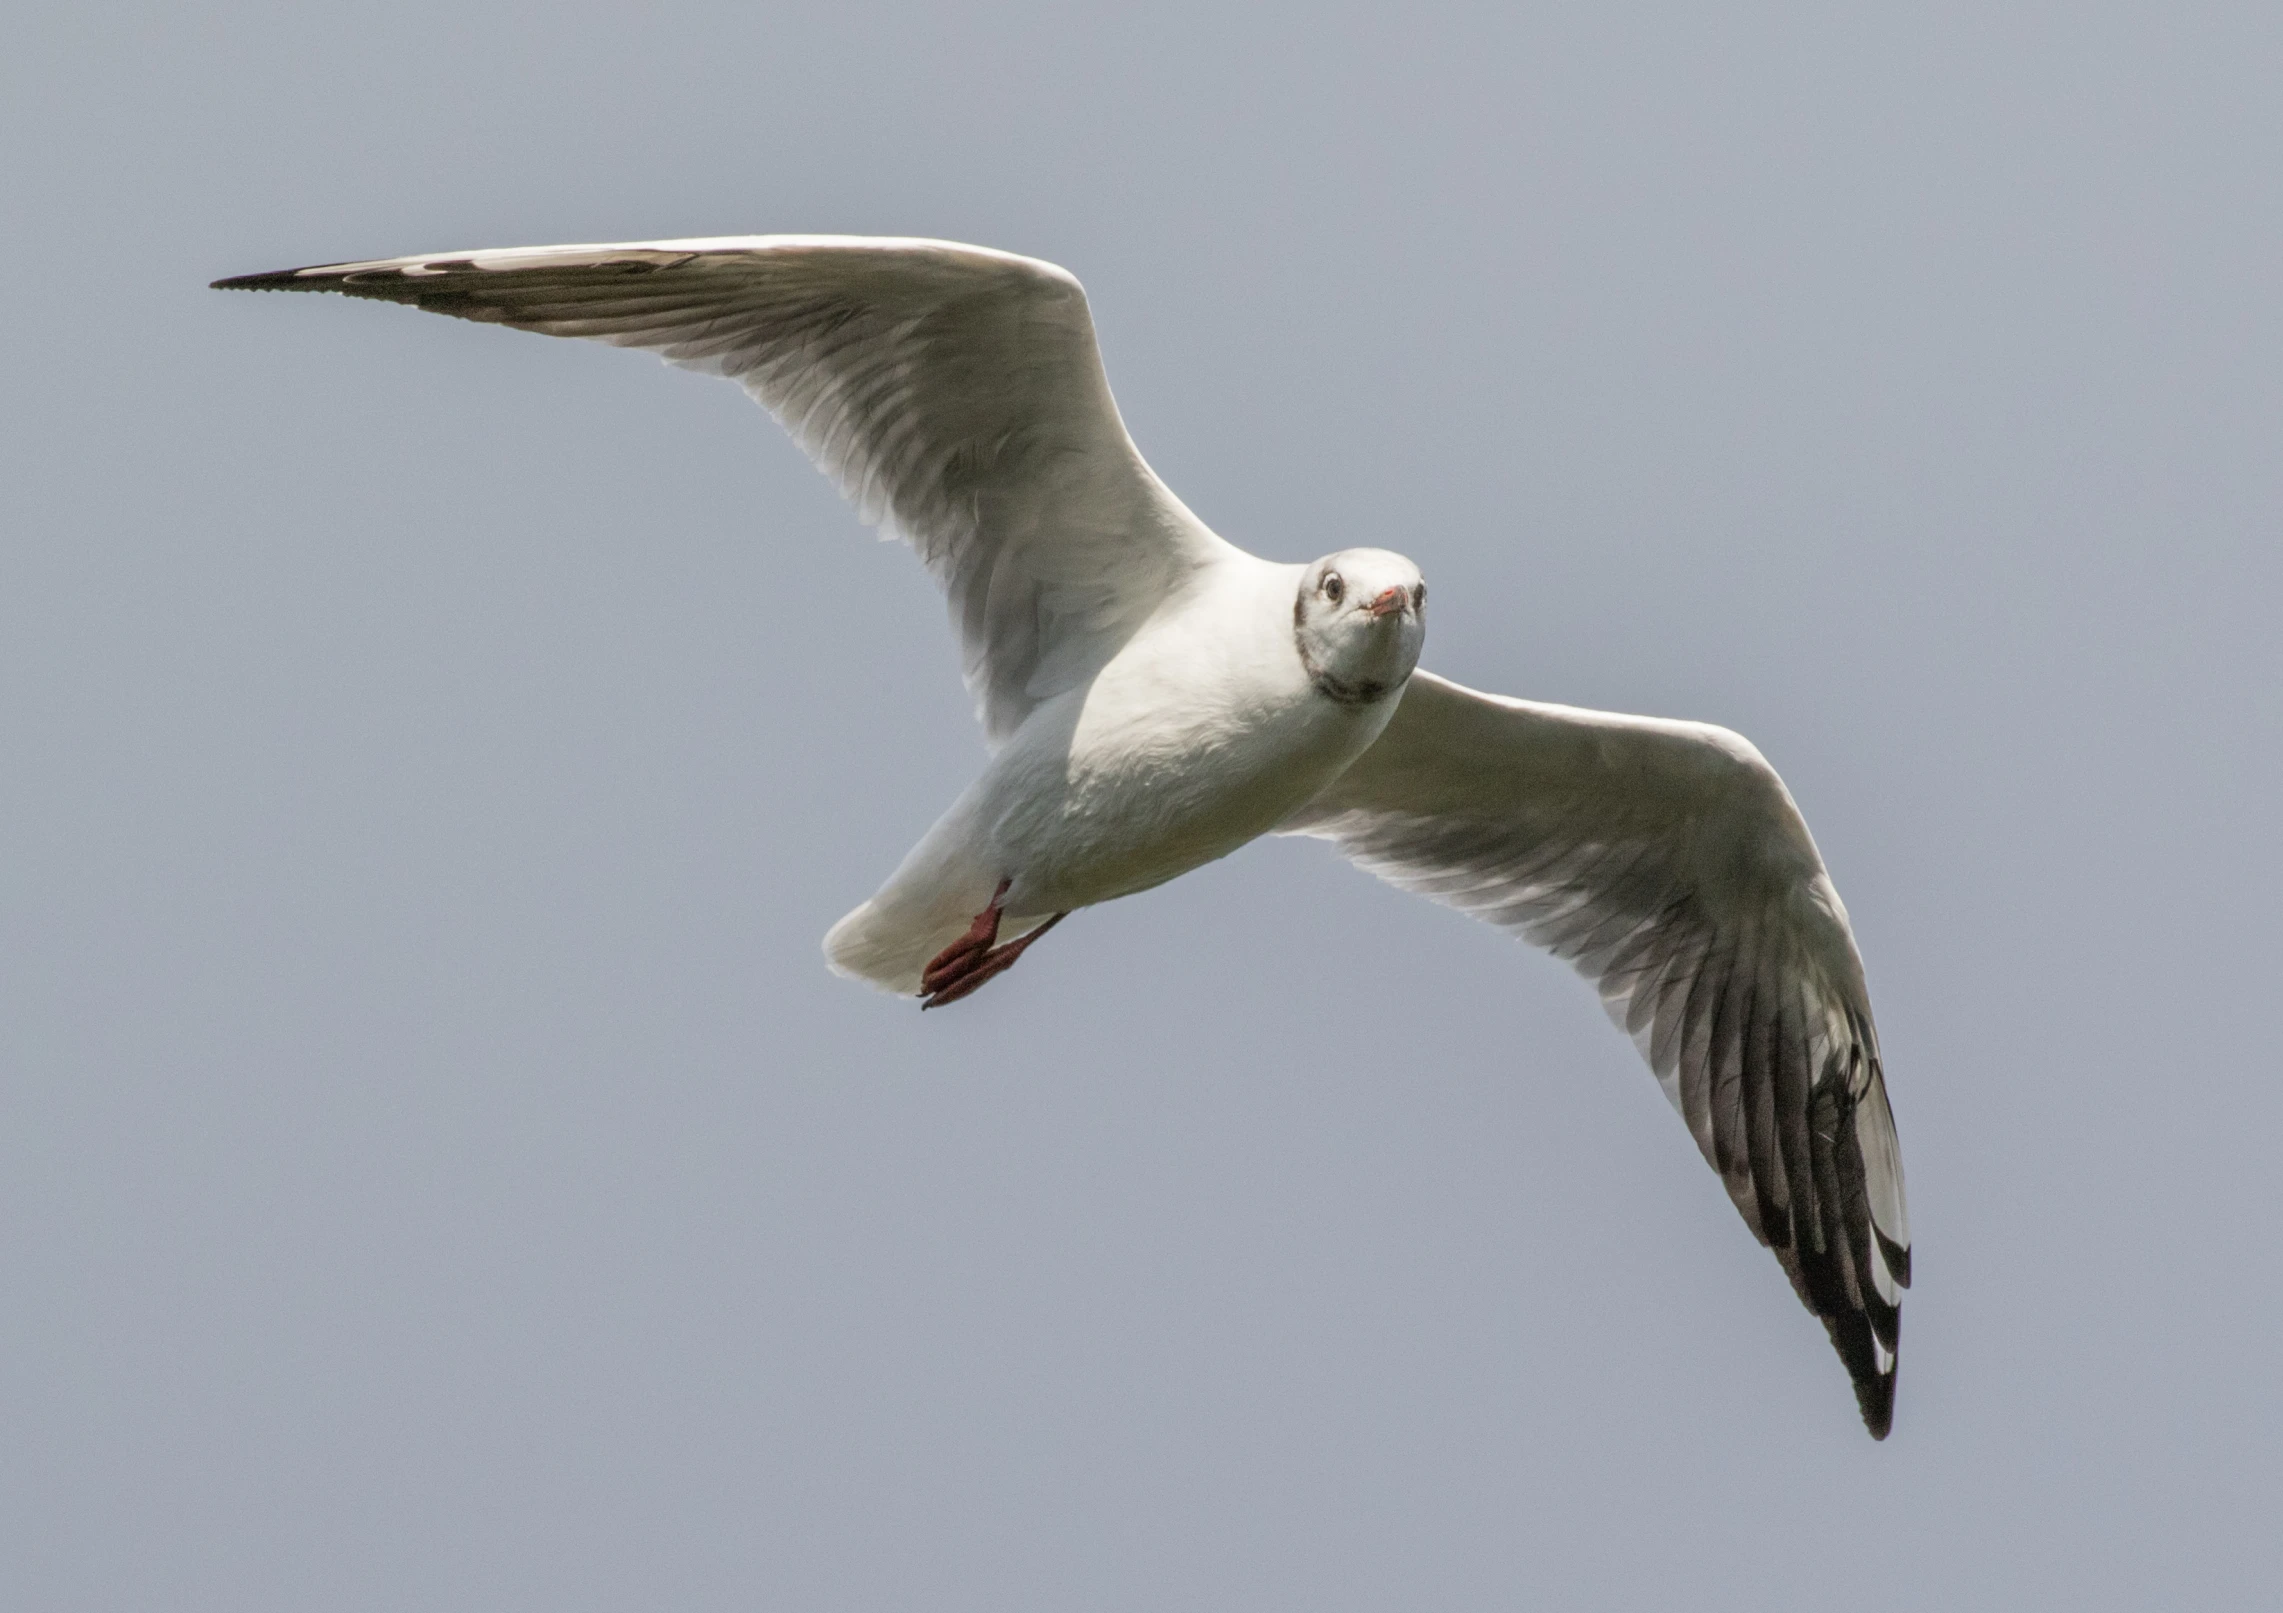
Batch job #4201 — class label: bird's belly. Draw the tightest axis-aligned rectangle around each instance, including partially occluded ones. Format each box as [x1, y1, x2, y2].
[978, 682, 1385, 914]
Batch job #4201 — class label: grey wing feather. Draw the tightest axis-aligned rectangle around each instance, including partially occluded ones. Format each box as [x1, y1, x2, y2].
[214, 236, 1238, 743]
[1285, 670, 1911, 1436]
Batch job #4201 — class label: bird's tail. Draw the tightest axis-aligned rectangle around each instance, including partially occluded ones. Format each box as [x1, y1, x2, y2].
[823, 899, 942, 996]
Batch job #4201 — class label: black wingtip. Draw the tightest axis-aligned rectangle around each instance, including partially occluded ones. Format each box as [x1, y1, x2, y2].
[211, 269, 313, 292]
[1855, 1369, 1896, 1440]
[1813, 1300, 1899, 1440]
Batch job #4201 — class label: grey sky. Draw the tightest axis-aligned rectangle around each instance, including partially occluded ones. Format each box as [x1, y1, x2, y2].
[7, 3, 2281, 1608]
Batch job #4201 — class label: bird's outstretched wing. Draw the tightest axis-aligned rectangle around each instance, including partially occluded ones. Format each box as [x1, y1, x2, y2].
[215, 237, 1239, 744]
[1283, 670, 1910, 1436]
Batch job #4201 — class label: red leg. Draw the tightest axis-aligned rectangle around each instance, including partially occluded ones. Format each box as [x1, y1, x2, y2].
[919, 884, 1066, 1010]
[920, 878, 1010, 997]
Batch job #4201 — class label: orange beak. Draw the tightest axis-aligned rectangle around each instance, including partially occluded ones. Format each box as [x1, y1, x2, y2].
[1364, 586, 1408, 619]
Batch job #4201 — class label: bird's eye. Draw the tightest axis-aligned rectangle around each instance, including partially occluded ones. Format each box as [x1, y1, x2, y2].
[1322, 572, 1345, 604]
[1412, 582, 1426, 610]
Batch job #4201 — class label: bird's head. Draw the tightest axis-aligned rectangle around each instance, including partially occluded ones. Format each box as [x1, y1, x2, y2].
[1293, 548, 1426, 706]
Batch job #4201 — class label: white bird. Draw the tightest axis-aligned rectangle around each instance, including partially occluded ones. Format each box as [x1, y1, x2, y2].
[215, 236, 1912, 1436]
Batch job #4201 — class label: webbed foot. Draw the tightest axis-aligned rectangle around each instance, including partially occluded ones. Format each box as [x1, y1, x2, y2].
[919, 880, 1066, 1008]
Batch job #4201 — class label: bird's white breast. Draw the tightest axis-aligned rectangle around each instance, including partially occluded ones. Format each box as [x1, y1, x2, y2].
[973, 558, 1400, 913]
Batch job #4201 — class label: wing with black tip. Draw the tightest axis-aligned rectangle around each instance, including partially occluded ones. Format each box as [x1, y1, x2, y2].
[216, 236, 1241, 744]
[1286, 670, 1911, 1436]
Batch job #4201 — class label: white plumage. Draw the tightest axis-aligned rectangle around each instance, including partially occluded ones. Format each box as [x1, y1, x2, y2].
[216, 235, 1911, 1436]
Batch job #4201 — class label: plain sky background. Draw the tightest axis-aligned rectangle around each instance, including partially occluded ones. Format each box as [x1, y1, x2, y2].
[8, 3, 2281, 1608]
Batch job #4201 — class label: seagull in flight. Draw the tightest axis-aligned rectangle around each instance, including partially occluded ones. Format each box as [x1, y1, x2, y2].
[215, 236, 1911, 1436]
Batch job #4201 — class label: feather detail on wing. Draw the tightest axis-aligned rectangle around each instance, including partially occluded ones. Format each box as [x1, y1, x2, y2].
[1283, 670, 1911, 1436]
[215, 237, 1240, 743]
